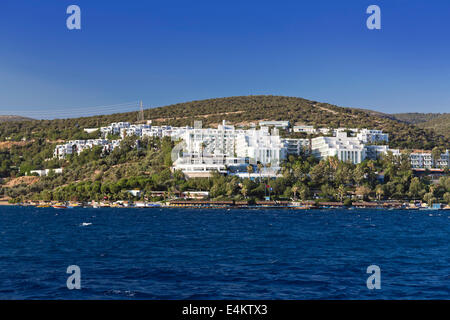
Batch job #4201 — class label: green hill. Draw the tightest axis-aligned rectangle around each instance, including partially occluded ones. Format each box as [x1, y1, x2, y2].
[0, 115, 34, 123]
[391, 112, 449, 140]
[391, 112, 446, 124]
[416, 113, 450, 139]
[0, 95, 448, 204]
[0, 95, 447, 149]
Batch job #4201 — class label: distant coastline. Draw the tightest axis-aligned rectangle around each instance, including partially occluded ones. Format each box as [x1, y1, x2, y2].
[4, 199, 450, 210]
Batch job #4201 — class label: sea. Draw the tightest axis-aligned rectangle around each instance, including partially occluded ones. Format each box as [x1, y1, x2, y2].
[0, 206, 448, 299]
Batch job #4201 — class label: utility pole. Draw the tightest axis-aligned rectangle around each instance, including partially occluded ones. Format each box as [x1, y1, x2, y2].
[138, 100, 144, 122]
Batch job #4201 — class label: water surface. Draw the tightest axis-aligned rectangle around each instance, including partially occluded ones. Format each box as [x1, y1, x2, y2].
[0, 207, 448, 299]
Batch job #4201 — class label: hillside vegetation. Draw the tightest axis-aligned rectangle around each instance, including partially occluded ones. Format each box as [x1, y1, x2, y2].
[391, 112, 449, 140]
[0, 115, 34, 123]
[391, 112, 445, 124]
[0, 95, 448, 204]
[416, 114, 450, 140]
[0, 96, 448, 150]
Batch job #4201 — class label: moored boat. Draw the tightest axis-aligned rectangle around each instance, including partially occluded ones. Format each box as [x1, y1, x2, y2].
[52, 203, 67, 209]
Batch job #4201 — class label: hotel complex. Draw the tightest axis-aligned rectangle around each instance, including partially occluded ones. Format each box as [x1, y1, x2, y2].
[53, 120, 449, 177]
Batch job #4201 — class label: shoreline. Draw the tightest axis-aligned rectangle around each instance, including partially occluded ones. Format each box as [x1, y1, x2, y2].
[3, 200, 449, 210]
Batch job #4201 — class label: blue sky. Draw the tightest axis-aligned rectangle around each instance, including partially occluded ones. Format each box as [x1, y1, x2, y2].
[0, 0, 449, 118]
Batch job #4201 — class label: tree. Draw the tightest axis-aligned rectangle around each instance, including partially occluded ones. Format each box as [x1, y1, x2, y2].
[355, 186, 371, 201]
[443, 192, 450, 204]
[431, 147, 442, 168]
[226, 179, 238, 197]
[375, 185, 384, 201]
[337, 184, 346, 202]
[257, 163, 264, 182]
[291, 185, 299, 200]
[241, 185, 248, 199]
[408, 177, 422, 200]
[439, 176, 450, 192]
[246, 165, 253, 179]
[200, 142, 206, 164]
[353, 165, 366, 186]
[423, 192, 436, 207]
[210, 183, 226, 198]
[298, 185, 309, 201]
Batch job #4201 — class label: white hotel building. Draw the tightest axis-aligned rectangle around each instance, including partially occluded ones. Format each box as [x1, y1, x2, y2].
[173, 121, 299, 177]
[281, 138, 310, 156]
[61, 118, 450, 175]
[235, 127, 285, 163]
[410, 150, 450, 169]
[356, 129, 389, 144]
[311, 131, 367, 164]
[54, 139, 120, 159]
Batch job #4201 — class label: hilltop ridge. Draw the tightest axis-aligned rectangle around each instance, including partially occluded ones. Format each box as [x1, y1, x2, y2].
[0, 115, 34, 122]
[0, 95, 447, 150]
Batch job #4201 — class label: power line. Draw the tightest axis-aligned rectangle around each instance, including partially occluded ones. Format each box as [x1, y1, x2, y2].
[0, 100, 144, 119]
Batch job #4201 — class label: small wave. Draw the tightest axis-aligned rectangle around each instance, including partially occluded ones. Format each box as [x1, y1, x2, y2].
[106, 289, 136, 297]
[80, 222, 92, 226]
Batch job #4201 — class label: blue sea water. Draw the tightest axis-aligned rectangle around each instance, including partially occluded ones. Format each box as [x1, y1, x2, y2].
[0, 206, 448, 300]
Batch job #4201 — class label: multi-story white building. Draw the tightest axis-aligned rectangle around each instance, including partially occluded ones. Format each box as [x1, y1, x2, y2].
[333, 128, 359, 136]
[54, 144, 74, 159]
[173, 121, 288, 177]
[100, 122, 130, 137]
[293, 125, 316, 134]
[365, 145, 389, 160]
[235, 127, 285, 165]
[258, 120, 290, 130]
[58, 118, 449, 176]
[357, 129, 389, 144]
[281, 138, 310, 156]
[172, 121, 242, 176]
[311, 132, 366, 164]
[410, 150, 450, 169]
[317, 128, 331, 135]
[183, 121, 238, 158]
[54, 139, 120, 159]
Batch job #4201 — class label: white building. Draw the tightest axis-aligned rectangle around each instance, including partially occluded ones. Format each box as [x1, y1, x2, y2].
[281, 138, 310, 156]
[333, 128, 359, 136]
[173, 121, 243, 176]
[100, 122, 130, 137]
[317, 128, 331, 135]
[357, 129, 389, 144]
[258, 120, 290, 129]
[235, 127, 285, 166]
[410, 150, 449, 169]
[365, 145, 389, 160]
[54, 139, 121, 159]
[29, 168, 63, 176]
[293, 125, 316, 134]
[173, 121, 287, 177]
[311, 131, 366, 164]
[84, 128, 99, 134]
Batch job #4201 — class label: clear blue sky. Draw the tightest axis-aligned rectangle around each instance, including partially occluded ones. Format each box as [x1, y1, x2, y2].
[0, 0, 449, 118]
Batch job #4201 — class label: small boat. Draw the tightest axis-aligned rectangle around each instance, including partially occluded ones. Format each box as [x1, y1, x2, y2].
[52, 205, 67, 209]
[36, 204, 51, 208]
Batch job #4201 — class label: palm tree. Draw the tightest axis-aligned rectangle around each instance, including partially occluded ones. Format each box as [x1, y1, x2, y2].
[241, 185, 248, 199]
[246, 165, 253, 179]
[265, 162, 272, 196]
[375, 185, 384, 201]
[292, 185, 299, 200]
[257, 163, 264, 182]
[200, 142, 206, 164]
[337, 184, 346, 202]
